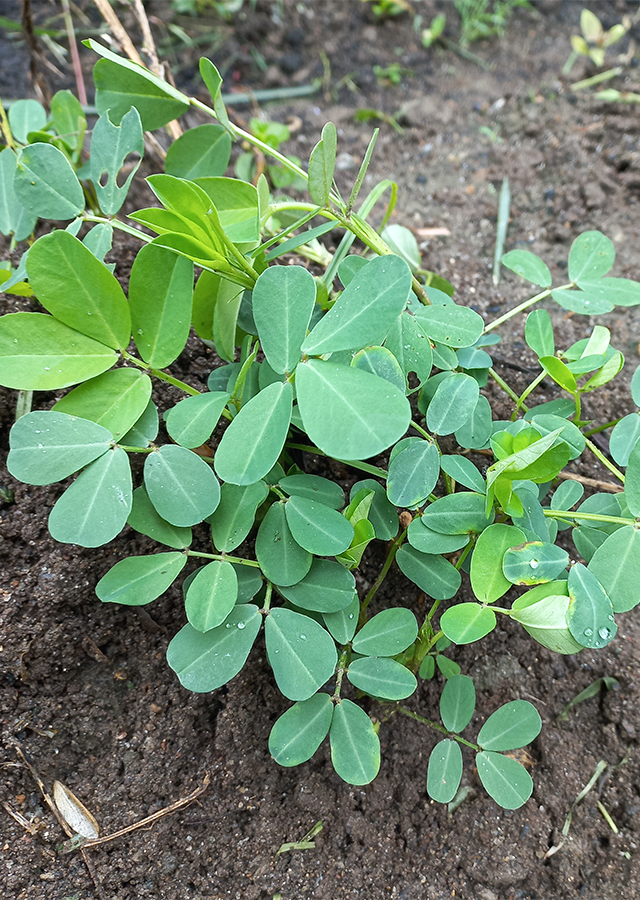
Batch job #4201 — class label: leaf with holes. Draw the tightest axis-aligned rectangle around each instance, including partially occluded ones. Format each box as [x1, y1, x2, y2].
[90, 108, 143, 215]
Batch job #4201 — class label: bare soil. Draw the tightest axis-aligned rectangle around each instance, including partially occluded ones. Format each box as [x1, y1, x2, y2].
[1, 2, 640, 899]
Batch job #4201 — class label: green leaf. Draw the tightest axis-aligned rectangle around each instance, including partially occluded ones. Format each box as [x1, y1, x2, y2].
[352, 608, 418, 657]
[0, 312, 118, 390]
[440, 674, 476, 733]
[552, 288, 613, 316]
[209, 480, 268, 552]
[609, 414, 640, 466]
[121, 399, 158, 448]
[420, 655, 436, 679]
[199, 57, 232, 132]
[503, 541, 569, 585]
[427, 739, 463, 804]
[7, 411, 111, 485]
[511, 586, 583, 654]
[194, 176, 259, 243]
[165, 124, 231, 180]
[574, 278, 640, 308]
[252, 264, 316, 374]
[631, 363, 640, 405]
[351, 346, 406, 392]
[551, 479, 584, 516]
[383, 310, 433, 386]
[382, 224, 421, 271]
[350, 479, 398, 540]
[422, 492, 494, 535]
[440, 603, 496, 644]
[14, 143, 83, 220]
[530, 414, 585, 460]
[308, 122, 337, 207]
[501, 249, 552, 287]
[96, 552, 186, 605]
[625, 438, 640, 517]
[8, 98, 47, 144]
[185, 560, 238, 632]
[330, 699, 380, 785]
[192, 271, 242, 344]
[296, 359, 411, 460]
[264, 220, 337, 262]
[407, 518, 469, 554]
[588, 527, 640, 613]
[53, 368, 151, 441]
[49, 447, 132, 547]
[51, 90, 86, 152]
[90, 46, 190, 131]
[347, 656, 417, 701]
[27, 231, 131, 349]
[269, 694, 334, 767]
[128, 242, 193, 368]
[255, 501, 312, 586]
[436, 655, 461, 678]
[338, 255, 369, 286]
[265, 607, 337, 701]
[396, 546, 461, 600]
[278, 558, 356, 614]
[214, 381, 293, 485]
[284, 496, 354, 556]
[478, 700, 541, 751]
[128, 484, 192, 548]
[165, 391, 229, 449]
[427, 373, 479, 435]
[302, 255, 411, 355]
[144, 444, 220, 527]
[487, 428, 570, 492]
[415, 303, 484, 348]
[0, 148, 37, 240]
[90, 108, 143, 215]
[524, 309, 554, 357]
[387, 440, 440, 508]
[167, 604, 261, 692]
[454, 394, 492, 450]
[233, 566, 263, 603]
[322, 591, 359, 644]
[439, 456, 485, 493]
[470, 523, 525, 603]
[281, 474, 345, 509]
[567, 563, 617, 649]
[568, 230, 615, 282]
[476, 751, 533, 809]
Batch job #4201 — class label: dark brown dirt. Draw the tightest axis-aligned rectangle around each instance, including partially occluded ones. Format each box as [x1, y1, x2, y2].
[2, 2, 640, 899]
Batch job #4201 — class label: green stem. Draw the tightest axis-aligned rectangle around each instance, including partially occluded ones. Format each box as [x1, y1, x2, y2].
[454, 540, 474, 570]
[285, 442, 388, 479]
[261, 581, 273, 613]
[573, 391, 582, 426]
[512, 370, 546, 419]
[543, 510, 634, 526]
[122, 350, 201, 397]
[584, 436, 625, 483]
[583, 418, 624, 437]
[116, 444, 155, 453]
[489, 367, 525, 407]
[82, 213, 153, 243]
[332, 648, 350, 702]
[397, 706, 481, 751]
[359, 528, 407, 625]
[186, 550, 262, 568]
[483, 283, 572, 333]
[410, 419, 432, 441]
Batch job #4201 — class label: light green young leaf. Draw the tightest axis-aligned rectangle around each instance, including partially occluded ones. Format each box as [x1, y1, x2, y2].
[144, 444, 220, 527]
[185, 560, 238, 632]
[510, 585, 583, 655]
[128, 485, 192, 548]
[96, 552, 187, 605]
[396, 546, 461, 600]
[14, 143, 84, 220]
[194, 177, 259, 243]
[90, 108, 144, 215]
[0, 312, 118, 390]
[49, 447, 132, 547]
[296, 359, 411, 460]
[439, 456, 485, 493]
[269, 694, 334, 767]
[7, 410, 111, 485]
[350, 479, 398, 541]
[330, 699, 380, 786]
[215, 381, 293, 485]
[382, 224, 421, 271]
[53, 368, 152, 441]
[167, 604, 261, 692]
[199, 57, 232, 132]
[440, 603, 496, 644]
[255, 501, 312, 586]
[27, 231, 131, 349]
[265, 608, 337, 701]
[302, 255, 412, 355]
[192, 270, 242, 343]
[609, 414, 640, 466]
[347, 656, 417, 701]
[252, 264, 316, 374]
[165, 391, 229, 449]
[524, 309, 554, 357]
[308, 122, 337, 207]
[165, 124, 231, 180]
[470, 523, 525, 603]
[427, 739, 463, 804]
